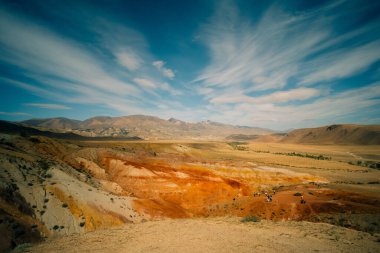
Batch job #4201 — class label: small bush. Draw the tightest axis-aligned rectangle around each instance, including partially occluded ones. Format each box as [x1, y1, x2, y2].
[38, 159, 50, 171]
[294, 192, 302, 196]
[44, 174, 53, 178]
[20, 131, 28, 138]
[13, 243, 32, 252]
[29, 137, 41, 143]
[52, 225, 59, 230]
[338, 218, 347, 227]
[349, 160, 380, 169]
[79, 222, 85, 227]
[273, 152, 330, 160]
[241, 216, 260, 223]
[62, 203, 68, 208]
[227, 142, 249, 151]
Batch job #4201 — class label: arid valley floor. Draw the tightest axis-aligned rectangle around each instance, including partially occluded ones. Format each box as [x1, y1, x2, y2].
[0, 124, 379, 252]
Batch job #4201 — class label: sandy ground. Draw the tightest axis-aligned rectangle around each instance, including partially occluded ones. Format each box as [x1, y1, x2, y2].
[28, 218, 380, 253]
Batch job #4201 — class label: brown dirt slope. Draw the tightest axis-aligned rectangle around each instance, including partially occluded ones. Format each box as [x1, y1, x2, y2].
[29, 218, 380, 253]
[21, 118, 82, 130]
[280, 124, 380, 145]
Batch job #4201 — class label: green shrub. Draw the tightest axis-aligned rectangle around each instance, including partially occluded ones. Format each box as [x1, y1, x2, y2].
[241, 216, 260, 222]
[44, 174, 52, 178]
[227, 142, 249, 151]
[13, 243, 32, 252]
[273, 152, 331, 160]
[38, 159, 50, 171]
[29, 137, 41, 143]
[293, 192, 302, 196]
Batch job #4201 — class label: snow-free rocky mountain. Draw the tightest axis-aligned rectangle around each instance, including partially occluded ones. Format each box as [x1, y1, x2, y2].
[21, 115, 273, 140]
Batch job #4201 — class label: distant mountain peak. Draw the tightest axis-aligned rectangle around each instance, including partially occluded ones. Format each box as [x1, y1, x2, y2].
[168, 117, 185, 123]
[19, 114, 273, 139]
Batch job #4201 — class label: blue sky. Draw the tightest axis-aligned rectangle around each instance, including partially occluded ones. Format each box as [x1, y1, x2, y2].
[0, 0, 379, 130]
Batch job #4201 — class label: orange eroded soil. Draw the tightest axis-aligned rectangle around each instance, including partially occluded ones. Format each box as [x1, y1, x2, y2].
[76, 154, 380, 221]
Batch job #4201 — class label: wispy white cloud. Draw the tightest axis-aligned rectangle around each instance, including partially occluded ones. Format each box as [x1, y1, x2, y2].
[159, 82, 182, 96]
[24, 103, 71, 110]
[195, 1, 380, 92]
[0, 1, 378, 129]
[206, 82, 380, 128]
[153, 60, 175, 79]
[134, 78, 157, 89]
[191, 1, 380, 128]
[0, 9, 139, 96]
[301, 40, 380, 84]
[210, 88, 321, 104]
[93, 21, 147, 73]
[115, 49, 142, 71]
[0, 7, 184, 118]
[0, 112, 31, 116]
[194, 2, 333, 91]
[0, 77, 64, 100]
[134, 77, 182, 95]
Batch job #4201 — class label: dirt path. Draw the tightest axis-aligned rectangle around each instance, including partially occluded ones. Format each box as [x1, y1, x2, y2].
[28, 218, 379, 253]
[346, 151, 363, 160]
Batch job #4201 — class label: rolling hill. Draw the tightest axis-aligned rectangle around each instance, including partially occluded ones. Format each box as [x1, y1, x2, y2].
[280, 124, 380, 145]
[226, 124, 380, 145]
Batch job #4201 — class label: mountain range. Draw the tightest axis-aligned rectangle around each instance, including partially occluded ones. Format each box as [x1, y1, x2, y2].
[20, 115, 273, 140]
[15, 115, 380, 145]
